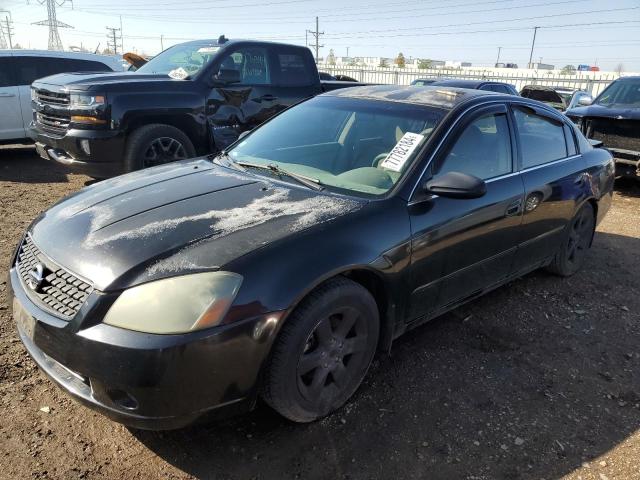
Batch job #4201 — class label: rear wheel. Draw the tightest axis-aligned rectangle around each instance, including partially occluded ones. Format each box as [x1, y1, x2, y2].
[124, 124, 196, 172]
[547, 202, 595, 277]
[262, 277, 379, 423]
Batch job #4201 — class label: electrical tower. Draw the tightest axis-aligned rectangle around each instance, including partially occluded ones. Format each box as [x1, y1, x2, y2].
[106, 26, 122, 54]
[32, 0, 73, 51]
[0, 10, 13, 49]
[307, 16, 324, 64]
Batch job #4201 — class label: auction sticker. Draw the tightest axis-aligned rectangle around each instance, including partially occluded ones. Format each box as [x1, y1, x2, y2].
[380, 132, 425, 172]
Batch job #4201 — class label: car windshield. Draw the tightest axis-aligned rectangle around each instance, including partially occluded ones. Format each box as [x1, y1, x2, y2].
[227, 96, 446, 196]
[136, 42, 220, 78]
[595, 79, 640, 106]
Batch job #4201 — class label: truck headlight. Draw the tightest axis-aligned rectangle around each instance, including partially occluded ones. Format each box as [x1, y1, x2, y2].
[103, 272, 243, 334]
[70, 93, 105, 107]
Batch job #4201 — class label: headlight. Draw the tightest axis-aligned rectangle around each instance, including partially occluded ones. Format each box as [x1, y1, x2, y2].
[103, 272, 243, 334]
[70, 93, 105, 107]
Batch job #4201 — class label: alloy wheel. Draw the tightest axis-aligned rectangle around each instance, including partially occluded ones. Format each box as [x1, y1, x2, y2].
[143, 137, 188, 168]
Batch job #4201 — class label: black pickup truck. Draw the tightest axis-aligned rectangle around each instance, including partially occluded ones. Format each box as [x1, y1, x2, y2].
[30, 37, 361, 178]
[566, 76, 640, 179]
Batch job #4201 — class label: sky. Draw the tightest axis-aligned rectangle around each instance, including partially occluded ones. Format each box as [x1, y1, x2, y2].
[2, 0, 640, 71]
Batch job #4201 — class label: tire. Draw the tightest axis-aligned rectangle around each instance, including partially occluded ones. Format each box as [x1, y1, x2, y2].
[123, 124, 196, 172]
[547, 202, 595, 277]
[262, 277, 380, 423]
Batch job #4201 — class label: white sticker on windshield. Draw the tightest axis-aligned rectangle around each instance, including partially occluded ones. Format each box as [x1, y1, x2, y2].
[198, 46, 220, 53]
[168, 67, 189, 80]
[380, 132, 425, 172]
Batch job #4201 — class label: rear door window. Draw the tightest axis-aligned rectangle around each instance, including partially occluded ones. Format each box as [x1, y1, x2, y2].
[14, 56, 113, 85]
[0, 57, 15, 87]
[513, 106, 568, 168]
[274, 50, 315, 86]
[215, 47, 271, 85]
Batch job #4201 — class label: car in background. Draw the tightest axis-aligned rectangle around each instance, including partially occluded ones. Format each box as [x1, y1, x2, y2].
[520, 85, 592, 111]
[429, 79, 519, 95]
[0, 50, 123, 144]
[566, 76, 640, 179]
[319, 72, 359, 82]
[10, 85, 613, 429]
[410, 78, 437, 86]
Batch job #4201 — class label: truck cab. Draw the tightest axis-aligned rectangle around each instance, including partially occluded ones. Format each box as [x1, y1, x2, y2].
[30, 37, 344, 178]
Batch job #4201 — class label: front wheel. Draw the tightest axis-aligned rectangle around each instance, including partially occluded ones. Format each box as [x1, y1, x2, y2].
[124, 124, 196, 172]
[262, 277, 379, 423]
[547, 202, 595, 277]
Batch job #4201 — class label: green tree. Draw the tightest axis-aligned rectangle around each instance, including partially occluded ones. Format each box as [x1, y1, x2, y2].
[561, 64, 576, 75]
[379, 58, 389, 68]
[395, 52, 406, 68]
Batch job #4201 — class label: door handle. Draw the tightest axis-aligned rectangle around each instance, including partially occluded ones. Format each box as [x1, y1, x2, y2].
[0, 93, 16, 97]
[506, 200, 522, 216]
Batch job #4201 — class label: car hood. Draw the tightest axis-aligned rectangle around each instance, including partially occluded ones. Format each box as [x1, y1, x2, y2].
[567, 103, 640, 120]
[33, 71, 187, 92]
[29, 158, 363, 291]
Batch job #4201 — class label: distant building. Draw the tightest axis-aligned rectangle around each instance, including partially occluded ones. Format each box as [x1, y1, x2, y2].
[529, 62, 555, 70]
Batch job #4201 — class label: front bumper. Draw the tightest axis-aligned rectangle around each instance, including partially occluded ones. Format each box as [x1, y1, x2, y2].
[609, 148, 640, 178]
[9, 267, 283, 430]
[29, 123, 126, 178]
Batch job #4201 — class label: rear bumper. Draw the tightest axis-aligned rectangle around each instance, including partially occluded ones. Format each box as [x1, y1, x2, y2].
[9, 267, 283, 430]
[29, 123, 126, 178]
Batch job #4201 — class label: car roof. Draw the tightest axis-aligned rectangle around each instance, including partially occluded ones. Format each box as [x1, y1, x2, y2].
[0, 50, 122, 68]
[429, 79, 505, 88]
[322, 84, 498, 110]
[176, 38, 307, 50]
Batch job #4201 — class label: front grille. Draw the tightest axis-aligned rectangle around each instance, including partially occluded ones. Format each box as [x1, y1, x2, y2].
[584, 117, 640, 152]
[35, 90, 70, 106]
[36, 112, 70, 134]
[34, 89, 71, 135]
[15, 236, 92, 319]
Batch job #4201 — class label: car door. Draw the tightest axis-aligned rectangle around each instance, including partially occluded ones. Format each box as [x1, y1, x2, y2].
[509, 103, 588, 275]
[407, 103, 525, 322]
[0, 55, 26, 140]
[205, 44, 280, 150]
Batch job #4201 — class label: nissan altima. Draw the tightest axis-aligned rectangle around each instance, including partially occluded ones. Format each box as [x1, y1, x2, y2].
[9, 85, 614, 429]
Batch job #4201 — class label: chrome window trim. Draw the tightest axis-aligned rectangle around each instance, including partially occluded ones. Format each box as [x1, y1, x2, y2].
[520, 154, 582, 174]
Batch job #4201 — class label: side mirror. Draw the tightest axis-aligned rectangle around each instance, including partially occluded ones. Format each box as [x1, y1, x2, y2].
[212, 68, 241, 85]
[424, 171, 487, 199]
[578, 95, 592, 106]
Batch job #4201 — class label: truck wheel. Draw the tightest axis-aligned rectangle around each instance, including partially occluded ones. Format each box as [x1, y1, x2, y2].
[124, 124, 196, 172]
[546, 202, 595, 277]
[262, 277, 379, 423]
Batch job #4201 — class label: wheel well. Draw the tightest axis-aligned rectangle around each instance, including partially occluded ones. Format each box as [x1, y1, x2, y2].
[341, 269, 393, 352]
[587, 198, 598, 246]
[125, 116, 206, 154]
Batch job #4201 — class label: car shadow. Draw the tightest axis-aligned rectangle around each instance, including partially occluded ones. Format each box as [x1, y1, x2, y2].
[0, 145, 71, 184]
[132, 231, 640, 480]
[614, 177, 640, 198]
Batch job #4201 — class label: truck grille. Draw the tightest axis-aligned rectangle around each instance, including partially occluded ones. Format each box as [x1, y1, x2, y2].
[584, 117, 640, 153]
[34, 89, 71, 135]
[15, 236, 92, 319]
[35, 89, 70, 105]
[36, 112, 70, 134]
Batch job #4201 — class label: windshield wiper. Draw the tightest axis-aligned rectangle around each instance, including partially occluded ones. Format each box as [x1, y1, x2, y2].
[235, 161, 324, 191]
[211, 151, 246, 172]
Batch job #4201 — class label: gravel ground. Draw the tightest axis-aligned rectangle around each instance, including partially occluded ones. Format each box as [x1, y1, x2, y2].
[1, 144, 639, 480]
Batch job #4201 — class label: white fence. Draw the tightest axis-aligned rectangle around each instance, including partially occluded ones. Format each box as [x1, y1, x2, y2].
[318, 64, 623, 96]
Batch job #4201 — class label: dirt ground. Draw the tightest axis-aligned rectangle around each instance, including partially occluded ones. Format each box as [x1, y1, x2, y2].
[0, 144, 639, 480]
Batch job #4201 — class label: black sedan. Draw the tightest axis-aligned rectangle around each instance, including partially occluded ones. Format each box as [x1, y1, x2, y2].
[10, 85, 614, 429]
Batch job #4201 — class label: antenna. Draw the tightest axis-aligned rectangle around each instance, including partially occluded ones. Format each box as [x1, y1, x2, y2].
[32, 0, 73, 51]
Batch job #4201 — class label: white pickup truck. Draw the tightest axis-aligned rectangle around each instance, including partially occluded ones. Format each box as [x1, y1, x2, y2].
[0, 50, 122, 144]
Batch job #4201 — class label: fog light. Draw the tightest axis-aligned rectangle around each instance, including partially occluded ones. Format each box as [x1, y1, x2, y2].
[80, 139, 91, 156]
[106, 389, 139, 411]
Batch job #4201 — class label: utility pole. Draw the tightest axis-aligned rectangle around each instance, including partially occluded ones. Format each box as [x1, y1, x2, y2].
[106, 26, 121, 54]
[4, 16, 13, 48]
[160, 34, 164, 51]
[495, 46, 501, 66]
[346, 46, 349, 57]
[0, 11, 14, 49]
[32, 0, 73, 51]
[528, 26, 539, 69]
[306, 16, 324, 64]
[119, 15, 124, 53]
